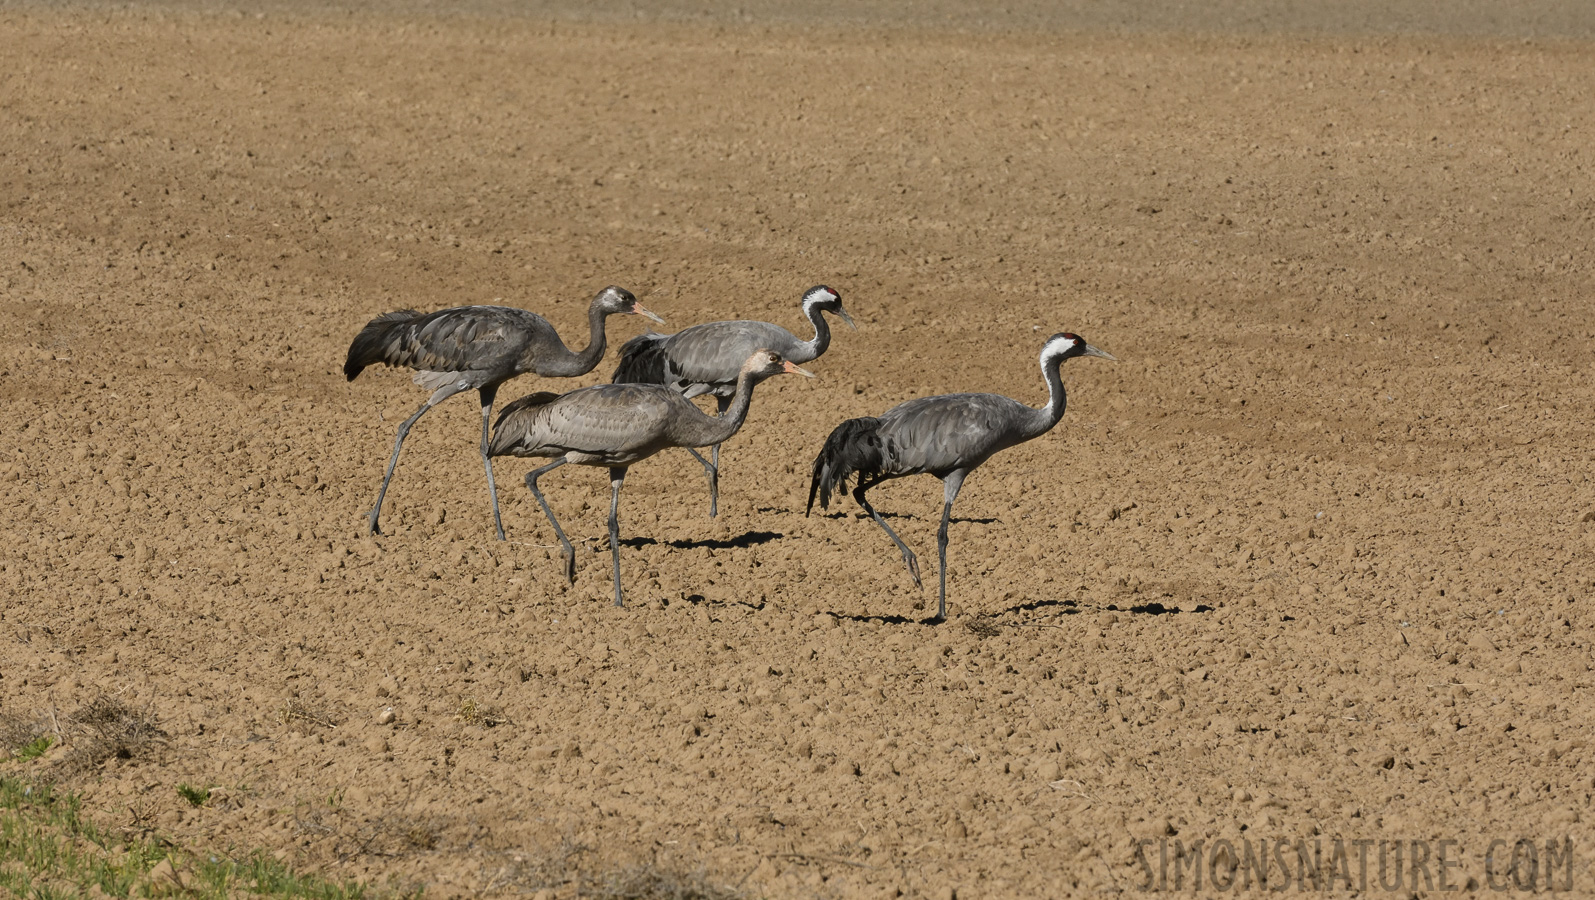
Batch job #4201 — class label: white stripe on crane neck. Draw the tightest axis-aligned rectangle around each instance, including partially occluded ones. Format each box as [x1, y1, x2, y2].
[1039, 335, 1078, 367]
[802, 289, 834, 314]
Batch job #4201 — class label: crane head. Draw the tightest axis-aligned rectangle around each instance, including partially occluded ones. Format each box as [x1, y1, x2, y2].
[802, 285, 856, 330]
[1043, 332, 1117, 365]
[593, 286, 666, 324]
[742, 349, 816, 382]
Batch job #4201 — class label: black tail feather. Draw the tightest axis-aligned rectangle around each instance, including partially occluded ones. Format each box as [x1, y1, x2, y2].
[494, 391, 560, 429]
[611, 332, 670, 384]
[489, 391, 561, 456]
[344, 309, 423, 381]
[806, 416, 885, 516]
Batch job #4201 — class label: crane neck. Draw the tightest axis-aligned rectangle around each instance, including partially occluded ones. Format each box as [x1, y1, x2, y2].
[574, 302, 614, 372]
[1021, 354, 1070, 441]
[795, 300, 833, 362]
[537, 302, 613, 377]
[673, 369, 764, 447]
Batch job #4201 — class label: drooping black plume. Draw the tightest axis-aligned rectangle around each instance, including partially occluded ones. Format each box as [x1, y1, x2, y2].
[343, 310, 423, 381]
[806, 416, 886, 515]
[611, 332, 671, 385]
[488, 391, 561, 457]
[493, 391, 560, 430]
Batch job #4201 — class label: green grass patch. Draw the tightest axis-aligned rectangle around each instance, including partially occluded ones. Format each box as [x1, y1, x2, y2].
[176, 783, 211, 808]
[0, 775, 398, 899]
[16, 735, 53, 762]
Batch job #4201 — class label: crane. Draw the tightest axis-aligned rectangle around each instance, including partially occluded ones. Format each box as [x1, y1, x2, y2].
[343, 286, 664, 540]
[611, 285, 853, 517]
[491, 349, 814, 607]
[807, 332, 1115, 620]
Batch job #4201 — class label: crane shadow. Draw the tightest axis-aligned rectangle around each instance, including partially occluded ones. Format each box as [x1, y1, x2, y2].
[995, 598, 1215, 618]
[809, 511, 998, 525]
[682, 593, 766, 612]
[823, 612, 945, 626]
[619, 530, 782, 550]
[999, 597, 1082, 616]
[809, 510, 899, 521]
[1108, 601, 1216, 616]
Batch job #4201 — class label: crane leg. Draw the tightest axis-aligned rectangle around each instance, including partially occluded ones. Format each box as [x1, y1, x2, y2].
[934, 471, 968, 622]
[685, 395, 732, 518]
[478, 385, 505, 542]
[685, 448, 718, 518]
[853, 478, 921, 588]
[608, 467, 628, 608]
[525, 459, 575, 584]
[368, 384, 465, 536]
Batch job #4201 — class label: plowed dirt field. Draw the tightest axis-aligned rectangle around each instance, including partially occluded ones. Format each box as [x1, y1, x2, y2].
[4, 2, 1594, 896]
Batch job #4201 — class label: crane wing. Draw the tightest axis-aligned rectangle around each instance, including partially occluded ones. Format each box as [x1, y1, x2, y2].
[400, 306, 545, 374]
[877, 393, 1032, 476]
[491, 383, 680, 462]
[660, 321, 800, 389]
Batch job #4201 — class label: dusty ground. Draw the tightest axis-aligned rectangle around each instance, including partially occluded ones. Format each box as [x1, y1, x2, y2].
[3, 1, 1595, 897]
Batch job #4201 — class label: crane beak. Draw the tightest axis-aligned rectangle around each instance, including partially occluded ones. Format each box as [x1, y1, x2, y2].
[837, 307, 858, 331]
[1081, 343, 1117, 361]
[631, 302, 666, 325]
[784, 361, 817, 378]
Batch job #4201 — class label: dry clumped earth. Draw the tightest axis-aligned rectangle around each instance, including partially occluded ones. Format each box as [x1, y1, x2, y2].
[3, 1, 1595, 897]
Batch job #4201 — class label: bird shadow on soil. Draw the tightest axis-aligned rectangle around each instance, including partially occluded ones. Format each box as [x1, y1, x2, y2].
[619, 530, 782, 550]
[1001, 597, 1083, 615]
[682, 593, 765, 612]
[808, 511, 998, 524]
[1119, 601, 1215, 615]
[812, 594, 1209, 630]
[996, 598, 1216, 617]
[824, 612, 945, 626]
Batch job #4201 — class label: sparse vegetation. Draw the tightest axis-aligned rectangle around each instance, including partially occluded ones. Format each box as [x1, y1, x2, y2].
[487, 838, 745, 899]
[587, 860, 747, 900]
[287, 802, 444, 862]
[0, 775, 394, 899]
[16, 734, 54, 762]
[4, 696, 168, 774]
[279, 697, 342, 733]
[402, 822, 440, 852]
[965, 617, 1003, 639]
[177, 782, 212, 807]
[454, 697, 507, 727]
[56, 694, 168, 775]
[0, 712, 52, 761]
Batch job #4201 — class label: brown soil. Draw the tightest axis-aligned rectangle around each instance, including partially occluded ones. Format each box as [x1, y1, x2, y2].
[3, 2, 1594, 897]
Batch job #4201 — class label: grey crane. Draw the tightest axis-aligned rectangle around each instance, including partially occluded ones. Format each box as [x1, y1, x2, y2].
[807, 332, 1115, 621]
[491, 349, 814, 607]
[611, 285, 853, 517]
[344, 286, 664, 541]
